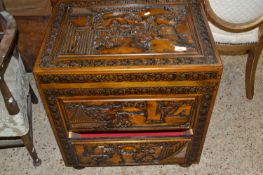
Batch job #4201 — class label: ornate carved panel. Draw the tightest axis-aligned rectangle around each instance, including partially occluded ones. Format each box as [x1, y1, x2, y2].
[73, 140, 188, 166]
[34, 0, 222, 168]
[60, 97, 198, 131]
[38, 0, 218, 68]
[56, 5, 196, 55]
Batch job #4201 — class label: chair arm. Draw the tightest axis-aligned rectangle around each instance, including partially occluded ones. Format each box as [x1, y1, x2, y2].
[0, 8, 19, 115]
[0, 11, 17, 70]
[202, 0, 263, 33]
[0, 78, 20, 115]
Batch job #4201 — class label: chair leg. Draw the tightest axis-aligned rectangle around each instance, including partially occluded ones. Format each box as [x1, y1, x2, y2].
[245, 47, 263, 99]
[21, 93, 41, 166]
[21, 133, 41, 167]
[29, 85, 38, 104]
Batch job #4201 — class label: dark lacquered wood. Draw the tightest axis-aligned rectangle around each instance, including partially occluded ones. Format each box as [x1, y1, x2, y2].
[3, 0, 51, 16]
[16, 16, 49, 72]
[34, 0, 222, 168]
[50, 0, 59, 7]
[3, 0, 51, 71]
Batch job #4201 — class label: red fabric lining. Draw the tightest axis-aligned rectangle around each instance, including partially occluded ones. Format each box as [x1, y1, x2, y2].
[78, 131, 188, 138]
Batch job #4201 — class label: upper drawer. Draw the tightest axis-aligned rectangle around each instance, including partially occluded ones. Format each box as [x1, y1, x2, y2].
[57, 95, 200, 132]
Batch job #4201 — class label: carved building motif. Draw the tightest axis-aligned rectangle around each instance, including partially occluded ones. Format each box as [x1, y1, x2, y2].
[39, 0, 218, 68]
[63, 99, 195, 130]
[74, 141, 187, 165]
[59, 5, 194, 55]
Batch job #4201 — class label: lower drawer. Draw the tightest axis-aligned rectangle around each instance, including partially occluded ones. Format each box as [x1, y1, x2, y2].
[70, 131, 192, 166]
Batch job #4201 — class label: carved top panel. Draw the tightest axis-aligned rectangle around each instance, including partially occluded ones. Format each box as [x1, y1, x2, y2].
[36, 0, 220, 69]
[57, 5, 196, 55]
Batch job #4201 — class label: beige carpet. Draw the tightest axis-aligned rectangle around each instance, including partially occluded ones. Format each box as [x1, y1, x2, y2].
[1, 55, 263, 175]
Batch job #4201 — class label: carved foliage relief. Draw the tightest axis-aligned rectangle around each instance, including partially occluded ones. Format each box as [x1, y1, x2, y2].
[38, 72, 218, 84]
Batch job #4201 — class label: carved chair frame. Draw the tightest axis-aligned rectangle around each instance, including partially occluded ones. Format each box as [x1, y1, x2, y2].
[0, 0, 41, 166]
[202, 0, 263, 99]
[0, 4, 20, 115]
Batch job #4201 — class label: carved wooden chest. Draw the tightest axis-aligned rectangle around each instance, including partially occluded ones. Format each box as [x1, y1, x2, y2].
[34, 0, 222, 168]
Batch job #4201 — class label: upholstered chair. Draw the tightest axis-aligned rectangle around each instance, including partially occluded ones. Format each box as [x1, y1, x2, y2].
[203, 0, 263, 99]
[0, 1, 41, 166]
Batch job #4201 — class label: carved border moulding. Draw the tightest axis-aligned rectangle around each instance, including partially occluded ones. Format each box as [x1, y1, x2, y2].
[41, 57, 208, 68]
[38, 72, 218, 83]
[44, 86, 214, 164]
[191, 0, 216, 64]
[40, 3, 66, 67]
[44, 86, 215, 97]
[39, 0, 218, 68]
[187, 93, 212, 163]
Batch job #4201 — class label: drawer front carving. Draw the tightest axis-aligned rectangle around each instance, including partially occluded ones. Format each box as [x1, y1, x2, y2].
[71, 137, 190, 166]
[59, 96, 199, 132]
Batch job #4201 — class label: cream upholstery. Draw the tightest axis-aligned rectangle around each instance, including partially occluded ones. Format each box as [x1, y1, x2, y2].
[209, 22, 259, 44]
[209, 0, 263, 24]
[0, 55, 29, 137]
[208, 0, 263, 44]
